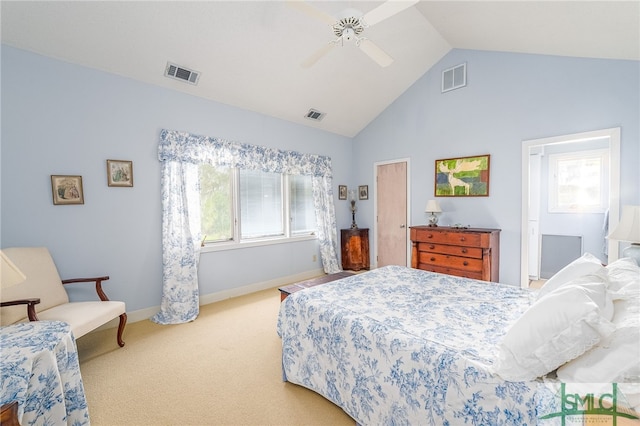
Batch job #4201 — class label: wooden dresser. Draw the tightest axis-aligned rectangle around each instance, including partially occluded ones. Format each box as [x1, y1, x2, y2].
[410, 226, 500, 282]
[341, 228, 370, 271]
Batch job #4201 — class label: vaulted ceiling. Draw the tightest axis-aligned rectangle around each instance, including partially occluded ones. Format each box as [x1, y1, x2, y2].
[2, 1, 638, 137]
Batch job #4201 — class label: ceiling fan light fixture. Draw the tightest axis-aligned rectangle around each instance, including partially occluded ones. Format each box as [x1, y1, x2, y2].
[343, 27, 355, 41]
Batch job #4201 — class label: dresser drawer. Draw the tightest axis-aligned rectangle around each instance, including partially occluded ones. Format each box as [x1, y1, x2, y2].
[416, 242, 483, 259]
[424, 264, 484, 280]
[417, 252, 483, 272]
[412, 228, 482, 247]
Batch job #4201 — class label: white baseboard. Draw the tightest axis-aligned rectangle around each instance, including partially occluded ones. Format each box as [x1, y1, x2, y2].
[92, 268, 325, 331]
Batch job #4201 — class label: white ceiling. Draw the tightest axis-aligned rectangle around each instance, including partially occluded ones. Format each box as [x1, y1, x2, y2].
[2, 1, 638, 137]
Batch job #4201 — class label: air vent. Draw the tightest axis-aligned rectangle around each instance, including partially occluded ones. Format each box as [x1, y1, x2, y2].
[165, 62, 200, 85]
[304, 109, 326, 121]
[442, 63, 466, 93]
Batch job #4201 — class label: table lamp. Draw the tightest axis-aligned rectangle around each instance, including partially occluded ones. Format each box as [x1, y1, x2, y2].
[425, 199, 442, 227]
[1, 250, 26, 288]
[607, 205, 640, 265]
[349, 189, 358, 229]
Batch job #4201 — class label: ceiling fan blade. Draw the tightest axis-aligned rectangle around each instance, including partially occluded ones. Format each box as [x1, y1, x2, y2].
[301, 42, 336, 68]
[362, 0, 419, 27]
[358, 39, 394, 67]
[286, 0, 335, 26]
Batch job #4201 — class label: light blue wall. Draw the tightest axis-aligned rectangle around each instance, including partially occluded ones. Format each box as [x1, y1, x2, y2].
[2, 46, 638, 315]
[1, 46, 353, 312]
[353, 49, 640, 285]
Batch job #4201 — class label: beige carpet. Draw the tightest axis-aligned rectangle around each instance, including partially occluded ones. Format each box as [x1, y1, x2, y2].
[76, 287, 355, 426]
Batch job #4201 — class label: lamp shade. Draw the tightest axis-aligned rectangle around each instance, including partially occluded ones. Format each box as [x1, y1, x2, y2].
[1, 251, 26, 288]
[425, 199, 442, 213]
[608, 205, 640, 243]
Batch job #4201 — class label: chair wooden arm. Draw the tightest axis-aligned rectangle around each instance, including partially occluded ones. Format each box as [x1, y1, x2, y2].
[0, 298, 41, 321]
[61, 275, 127, 347]
[62, 276, 111, 301]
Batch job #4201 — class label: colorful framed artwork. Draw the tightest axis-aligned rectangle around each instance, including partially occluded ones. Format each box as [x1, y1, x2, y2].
[358, 185, 368, 200]
[435, 154, 490, 197]
[107, 160, 133, 187]
[51, 175, 84, 205]
[338, 185, 347, 200]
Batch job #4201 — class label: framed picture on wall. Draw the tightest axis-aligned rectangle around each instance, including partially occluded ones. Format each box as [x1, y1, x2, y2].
[338, 185, 347, 200]
[107, 160, 134, 187]
[435, 154, 490, 197]
[51, 175, 84, 205]
[358, 185, 368, 200]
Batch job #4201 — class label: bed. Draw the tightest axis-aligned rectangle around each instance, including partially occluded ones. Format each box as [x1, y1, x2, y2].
[277, 261, 639, 425]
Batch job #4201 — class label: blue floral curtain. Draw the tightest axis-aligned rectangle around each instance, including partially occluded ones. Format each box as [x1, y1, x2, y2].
[151, 129, 341, 325]
[151, 161, 201, 324]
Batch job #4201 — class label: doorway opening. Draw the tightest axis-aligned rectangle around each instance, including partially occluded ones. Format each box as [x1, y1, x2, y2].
[520, 128, 620, 289]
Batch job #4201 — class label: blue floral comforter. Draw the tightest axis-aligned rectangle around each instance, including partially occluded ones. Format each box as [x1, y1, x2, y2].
[277, 265, 549, 425]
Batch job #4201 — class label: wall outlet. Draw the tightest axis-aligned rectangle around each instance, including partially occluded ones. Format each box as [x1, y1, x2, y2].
[312, 255, 317, 262]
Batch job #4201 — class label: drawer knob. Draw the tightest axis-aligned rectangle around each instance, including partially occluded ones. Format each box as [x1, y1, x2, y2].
[430, 257, 436, 262]
[460, 237, 466, 241]
[463, 261, 469, 266]
[427, 234, 433, 239]
[428, 245, 435, 249]
[461, 248, 468, 253]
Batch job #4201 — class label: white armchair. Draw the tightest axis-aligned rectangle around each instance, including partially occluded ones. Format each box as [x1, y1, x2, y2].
[0, 247, 127, 347]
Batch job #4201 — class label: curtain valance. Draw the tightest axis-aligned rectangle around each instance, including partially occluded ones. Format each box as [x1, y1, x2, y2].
[159, 129, 333, 178]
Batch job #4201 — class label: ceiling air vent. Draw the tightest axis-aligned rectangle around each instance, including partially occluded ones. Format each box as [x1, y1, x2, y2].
[165, 62, 200, 85]
[442, 63, 466, 93]
[305, 109, 326, 121]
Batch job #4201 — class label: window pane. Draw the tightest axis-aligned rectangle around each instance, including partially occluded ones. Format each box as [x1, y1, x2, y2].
[290, 175, 316, 234]
[240, 170, 283, 238]
[199, 165, 233, 242]
[557, 157, 601, 208]
[549, 149, 607, 213]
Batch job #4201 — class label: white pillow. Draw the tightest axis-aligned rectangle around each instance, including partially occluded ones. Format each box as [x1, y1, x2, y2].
[494, 276, 615, 381]
[557, 296, 640, 383]
[537, 252, 604, 300]
[606, 257, 640, 298]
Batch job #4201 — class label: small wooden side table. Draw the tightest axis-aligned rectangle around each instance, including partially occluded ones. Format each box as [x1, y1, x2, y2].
[0, 401, 19, 426]
[341, 228, 370, 271]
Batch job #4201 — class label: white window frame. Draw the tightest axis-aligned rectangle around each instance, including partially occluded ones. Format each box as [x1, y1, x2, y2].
[200, 167, 317, 253]
[548, 148, 608, 214]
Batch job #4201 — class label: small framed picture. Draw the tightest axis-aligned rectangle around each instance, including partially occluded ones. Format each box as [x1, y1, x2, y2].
[358, 185, 368, 200]
[338, 185, 347, 200]
[107, 160, 133, 187]
[51, 175, 84, 205]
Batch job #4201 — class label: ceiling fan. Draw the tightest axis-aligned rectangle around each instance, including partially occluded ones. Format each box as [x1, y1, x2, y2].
[289, 0, 419, 68]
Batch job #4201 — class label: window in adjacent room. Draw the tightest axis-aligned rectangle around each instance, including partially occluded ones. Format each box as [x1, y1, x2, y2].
[548, 149, 608, 213]
[199, 165, 316, 246]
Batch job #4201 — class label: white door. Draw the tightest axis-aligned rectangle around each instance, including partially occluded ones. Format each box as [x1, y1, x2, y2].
[376, 160, 408, 267]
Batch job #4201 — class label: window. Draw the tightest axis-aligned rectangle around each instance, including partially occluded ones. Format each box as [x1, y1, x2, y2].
[240, 169, 283, 239]
[289, 174, 316, 235]
[199, 165, 233, 242]
[199, 165, 316, 246]
[548, 149, 608, 213]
